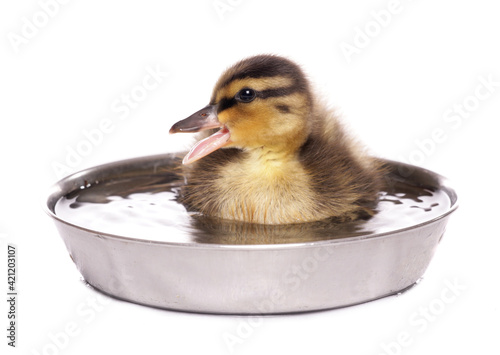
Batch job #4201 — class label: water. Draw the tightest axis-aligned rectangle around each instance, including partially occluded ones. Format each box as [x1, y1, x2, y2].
[54, 172, 451, 245]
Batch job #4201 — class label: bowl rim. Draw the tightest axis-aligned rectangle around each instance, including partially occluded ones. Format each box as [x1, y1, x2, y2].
[43, 154, 459, 250]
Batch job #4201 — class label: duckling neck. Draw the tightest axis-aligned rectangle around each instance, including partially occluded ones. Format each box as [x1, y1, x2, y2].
[249, 146, 298, 166]
[238, 145, 307, 187]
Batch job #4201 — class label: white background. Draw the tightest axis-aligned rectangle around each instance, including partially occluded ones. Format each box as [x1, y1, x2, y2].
[1, 0, 499, 354]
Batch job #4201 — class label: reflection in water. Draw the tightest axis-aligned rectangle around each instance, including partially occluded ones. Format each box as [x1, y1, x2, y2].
[188, 214, 371, 244]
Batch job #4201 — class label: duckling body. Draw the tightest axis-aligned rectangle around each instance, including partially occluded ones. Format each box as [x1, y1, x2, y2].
[170, 55, 384, 224]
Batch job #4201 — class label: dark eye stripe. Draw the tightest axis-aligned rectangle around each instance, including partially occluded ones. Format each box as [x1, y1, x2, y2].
[258, 86, 299, 99]
[217, 97, 237, 113]
[217, 86, 300, 113]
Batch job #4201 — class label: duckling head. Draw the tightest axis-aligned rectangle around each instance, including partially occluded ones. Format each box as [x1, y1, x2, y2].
[170, 55, 314, 164]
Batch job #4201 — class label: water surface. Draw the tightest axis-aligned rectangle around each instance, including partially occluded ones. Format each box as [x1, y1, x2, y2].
[55, 171, 450, 245]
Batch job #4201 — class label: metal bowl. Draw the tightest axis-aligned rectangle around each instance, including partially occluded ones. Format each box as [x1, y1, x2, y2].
[45, 154, 458, 314]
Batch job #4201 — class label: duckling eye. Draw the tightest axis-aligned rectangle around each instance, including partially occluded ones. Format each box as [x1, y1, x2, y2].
[235, 88, 256, 103]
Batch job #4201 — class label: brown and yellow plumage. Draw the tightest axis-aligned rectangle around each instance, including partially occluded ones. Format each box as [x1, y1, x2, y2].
[170, 55, 384, 224]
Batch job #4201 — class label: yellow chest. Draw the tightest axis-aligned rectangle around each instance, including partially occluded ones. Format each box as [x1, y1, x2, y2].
[211, 152, 322, 224]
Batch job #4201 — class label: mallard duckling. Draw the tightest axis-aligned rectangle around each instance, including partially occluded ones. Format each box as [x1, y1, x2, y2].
[170, 54, 384, 225]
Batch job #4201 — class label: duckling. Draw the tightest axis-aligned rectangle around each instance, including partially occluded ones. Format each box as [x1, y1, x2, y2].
[170, 54, 384, 225]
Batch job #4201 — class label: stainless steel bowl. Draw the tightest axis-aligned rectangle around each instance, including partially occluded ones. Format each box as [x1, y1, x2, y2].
[45, 155, 458, 314]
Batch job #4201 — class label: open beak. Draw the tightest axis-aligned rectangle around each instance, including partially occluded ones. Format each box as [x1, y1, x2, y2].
[169, 104, 231, 165]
